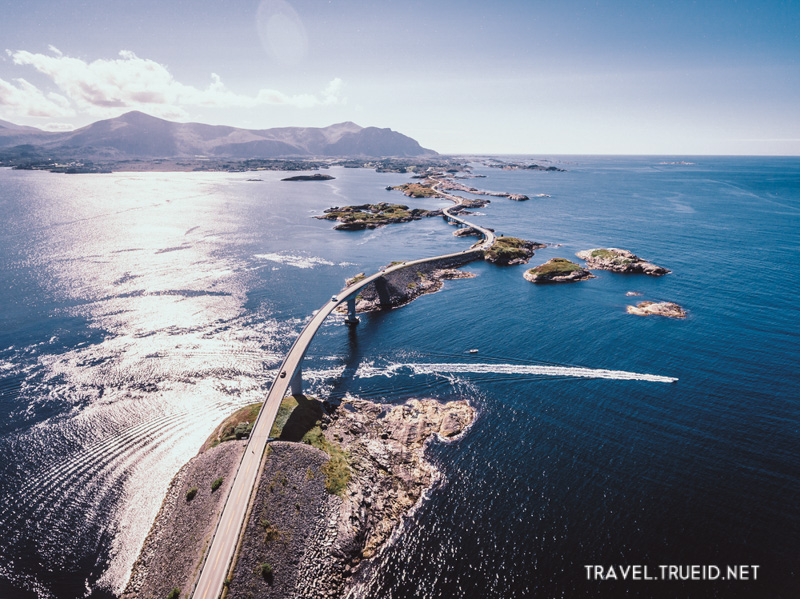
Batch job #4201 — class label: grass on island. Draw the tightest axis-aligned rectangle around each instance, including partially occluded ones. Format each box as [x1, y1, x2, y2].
[527, 258, 583, 276]
[270, 395, 351, 496]
[392, 182, 439, 198]
[205, 394, 351, 496]
[346, 272, 366, 286]
[166, 588, 181, 599]
[590, 248, 634, 265]
[202, 403, 262, 451]
[484, 236, 531, 263]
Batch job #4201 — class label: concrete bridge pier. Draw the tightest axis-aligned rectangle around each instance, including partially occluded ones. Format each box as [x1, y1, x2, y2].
[345, 297, 359, 325]
[374, 276, 392, 307]
[289, 365, 302, 396]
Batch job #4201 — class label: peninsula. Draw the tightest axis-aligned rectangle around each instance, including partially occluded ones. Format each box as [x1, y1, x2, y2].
[123, 395, 474, 599]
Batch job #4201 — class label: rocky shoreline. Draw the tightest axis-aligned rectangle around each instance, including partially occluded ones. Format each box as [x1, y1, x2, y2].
[122, 396, 475, 599]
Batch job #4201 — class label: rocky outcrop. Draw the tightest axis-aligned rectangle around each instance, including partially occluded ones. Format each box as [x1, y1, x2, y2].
[576, 248, 670, 276]
[627, 301, 686, 318]
[524, 258, 595, 283]
[294, 398, 475, 598]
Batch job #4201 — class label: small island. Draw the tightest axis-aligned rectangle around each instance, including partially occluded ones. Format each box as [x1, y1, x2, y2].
[524, 258, 595, 283]
[575, 248, 670, 276]
[316, 203, 441, 230]
[281, 173, 335, 181]
[627, 301, 686, 318]
[483, 236, 545, 265]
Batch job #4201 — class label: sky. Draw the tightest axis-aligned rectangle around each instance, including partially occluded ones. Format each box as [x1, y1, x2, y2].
[0, 0, 798, 155]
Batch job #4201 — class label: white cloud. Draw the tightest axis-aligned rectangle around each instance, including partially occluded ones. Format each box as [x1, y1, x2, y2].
[0, 76, 74, 118]
[6, 48, 344, 120]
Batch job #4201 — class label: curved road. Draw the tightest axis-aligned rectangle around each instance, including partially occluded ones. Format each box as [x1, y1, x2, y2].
[191, 182, 495, 599]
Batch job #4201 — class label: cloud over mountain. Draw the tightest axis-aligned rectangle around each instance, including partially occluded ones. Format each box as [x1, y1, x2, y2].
[2, 48, 344, 121]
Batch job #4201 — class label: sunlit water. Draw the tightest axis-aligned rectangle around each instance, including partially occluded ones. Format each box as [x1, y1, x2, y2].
[0, 159, 797, 598]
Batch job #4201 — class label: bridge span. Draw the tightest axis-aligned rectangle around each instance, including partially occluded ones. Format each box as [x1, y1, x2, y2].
[191, 184, 496, 599]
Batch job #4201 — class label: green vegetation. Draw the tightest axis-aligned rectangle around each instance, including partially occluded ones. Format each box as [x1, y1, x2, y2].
[527, 258, 583, 276]
[302, 425, 351, 496]
[270, 395, 323, 441]
[321, 202, 427, 227]
[392, 182, 439, 198]
[484, 236, 533, 264]
[266, 394, 351, 496]
[185, 487, 198, 502]
[211, 477, 223, 492]
[166, 588, 181, 599]
[259, 562, 274, 583]
[590, 248, 633, 265]
[203, 403, 262, 450]
[259, 517, 283, 543]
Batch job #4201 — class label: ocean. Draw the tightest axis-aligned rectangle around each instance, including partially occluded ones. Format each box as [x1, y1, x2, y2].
[0, 156, 797, 598]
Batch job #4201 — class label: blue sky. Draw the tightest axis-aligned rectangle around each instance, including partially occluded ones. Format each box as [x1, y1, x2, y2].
[1, 0, 798, 154]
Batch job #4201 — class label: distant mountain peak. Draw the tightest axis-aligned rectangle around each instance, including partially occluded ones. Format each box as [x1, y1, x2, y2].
[0, 113, 437, 159]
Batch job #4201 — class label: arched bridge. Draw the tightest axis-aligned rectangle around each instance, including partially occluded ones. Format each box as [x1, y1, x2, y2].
[191, 185, 495, 599]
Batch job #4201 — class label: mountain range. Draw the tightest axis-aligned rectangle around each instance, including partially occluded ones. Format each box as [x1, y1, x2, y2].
[0, 111, 437, 159]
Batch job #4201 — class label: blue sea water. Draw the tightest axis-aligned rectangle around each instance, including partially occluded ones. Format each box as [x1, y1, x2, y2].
[0, 157, 797, 598]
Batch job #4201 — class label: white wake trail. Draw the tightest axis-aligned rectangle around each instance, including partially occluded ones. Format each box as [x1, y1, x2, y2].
[354, 362, 677, 383]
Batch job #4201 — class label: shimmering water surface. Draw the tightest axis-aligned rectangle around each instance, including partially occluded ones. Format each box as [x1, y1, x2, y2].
[0, 158, 798, 598]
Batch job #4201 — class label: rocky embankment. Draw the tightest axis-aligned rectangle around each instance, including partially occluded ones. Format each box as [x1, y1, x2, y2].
[524, 258, 595, 283]
[627, 301, 686, 318]
[316, 203, 442, 230]
[345, 254, 477, 313]
[121, 441, 246, 599]
[575, 248, 670, 275]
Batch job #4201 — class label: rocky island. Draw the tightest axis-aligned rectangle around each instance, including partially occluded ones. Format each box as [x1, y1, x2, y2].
[575, 248, 670, 276]
[281, 173, 335, 181]
[483, 236, 545, 265]
[316, 203, 442, 230]
[524, 258, 595, 283]
[627, 301, 686, 318]
[123, 394, 475, 599]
